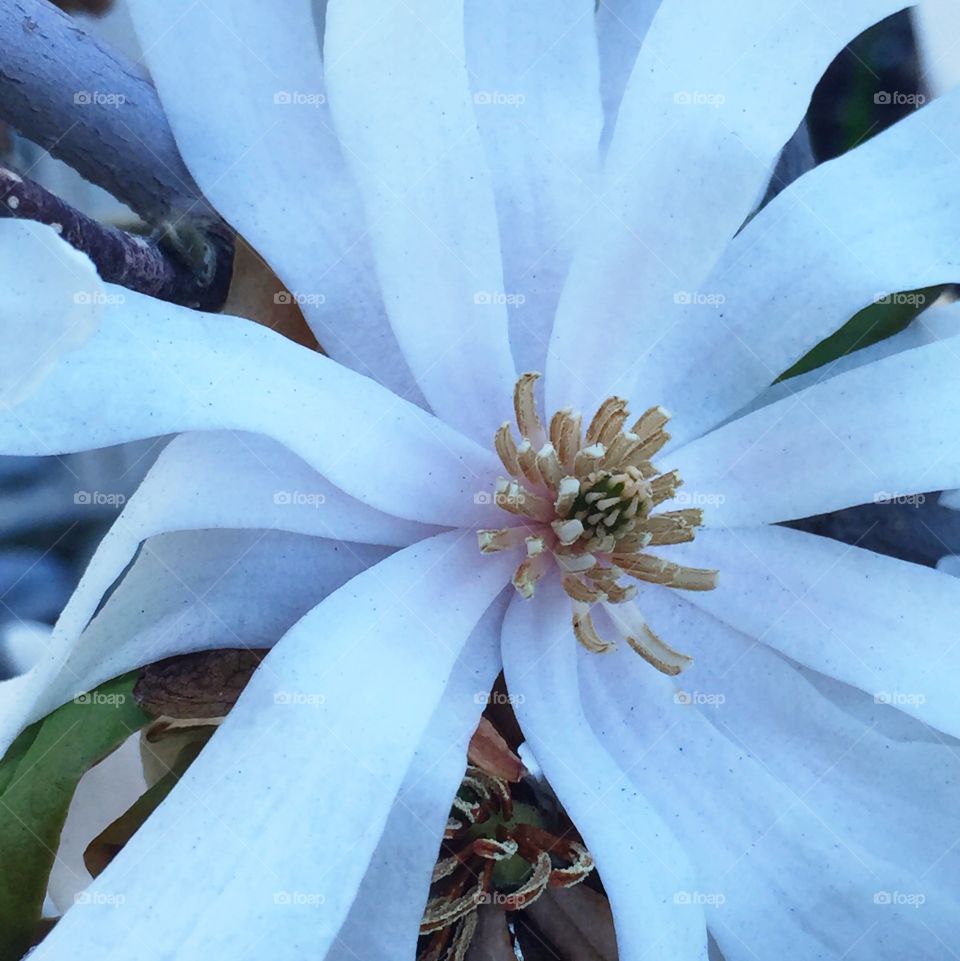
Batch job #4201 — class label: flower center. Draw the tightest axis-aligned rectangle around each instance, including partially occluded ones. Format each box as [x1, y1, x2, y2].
[478, 373, 718, 675]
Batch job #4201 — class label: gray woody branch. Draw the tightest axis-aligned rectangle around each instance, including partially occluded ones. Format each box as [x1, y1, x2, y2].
[0, 0, 234, 308]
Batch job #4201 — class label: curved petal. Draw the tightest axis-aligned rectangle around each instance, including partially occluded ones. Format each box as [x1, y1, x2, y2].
[0, 426, 435, 754]
[328, 591, 509, 960]
[582, 639, 960, 960]
[502, 580, 709, 961]
[30, 532, 515, 961]
[733, 301, 960, 421]
[642, 88, 960, 444]
[667, 525, 960, 738]
[0, 220, 100, 407]
[465, 0, 602, 378]
[38, 529, 390, 722]
[125, 0, 421, 400]
[47, 737, 147, 913]
[915, 1, 960, 96]
[672, 338, 960, 527]
[126, 431, 437, 549]
[324, 0, 517, 442]
[0, 278, 502, 530]
[546, 0, 919, 416]
[596, 0, 661, 149]
[679, 612, 960, 900]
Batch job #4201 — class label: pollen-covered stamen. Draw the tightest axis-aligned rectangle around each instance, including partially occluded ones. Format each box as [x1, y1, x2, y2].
[514, 372, 546, 446]
[479, 374, 718, 675]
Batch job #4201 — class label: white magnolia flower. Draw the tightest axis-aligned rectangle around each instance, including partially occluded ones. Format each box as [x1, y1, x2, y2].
[3, 0, 960, 958]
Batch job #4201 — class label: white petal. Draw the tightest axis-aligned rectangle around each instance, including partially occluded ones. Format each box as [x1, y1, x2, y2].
[466, 0, 602, 377]
[937, 553, 960, 576]
[0, 427, 429, 753]
[0, 284, 502, 529]
[47, 736, 147, 913]
[125, 0, 420, 400]
[680, 615, 960, 899]
[130, 432, 436, 548]
[672, 339, 960, 527]
[36, 529, 389, 722]
[642, 89, 960, 444]
[735, 300, 960, 421]
[596, 0, 661, 149]
[0, 220, 99, 407]
[325, 0, 517, 441]
[501, 580, 709, 961]
[914, 1, 960, 96]
[547, 0, 916, 415]
[0, 621, 49, 679]
[328, 592, 508, 960]
[30, 533, 514, 961]
[582, 637, 960, 960]
[667, 525, 960, 738]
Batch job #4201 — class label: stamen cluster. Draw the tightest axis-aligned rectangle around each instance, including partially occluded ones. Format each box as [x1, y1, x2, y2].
[418, 765, 594, 961]
[479, 374, 718, 675]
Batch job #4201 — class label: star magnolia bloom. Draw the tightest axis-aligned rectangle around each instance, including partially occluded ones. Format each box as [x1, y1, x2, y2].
[3, 1, 960, 959]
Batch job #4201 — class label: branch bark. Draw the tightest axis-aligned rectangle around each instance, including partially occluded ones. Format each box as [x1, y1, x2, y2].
[0, 165, 232, 309]
[0, 0, 235, 307]
[0, 0, 215, 225]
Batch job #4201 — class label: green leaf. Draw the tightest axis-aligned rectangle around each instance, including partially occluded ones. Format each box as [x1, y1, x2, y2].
[778, 286, 944, 382]
[0, 674, 151, 960]
[0, 721, 42, 797]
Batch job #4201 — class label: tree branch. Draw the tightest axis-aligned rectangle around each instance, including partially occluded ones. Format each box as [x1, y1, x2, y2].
[0, 0, 234, 308]
[0, 0, 215, 225]
[0, 166, 232, 309]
